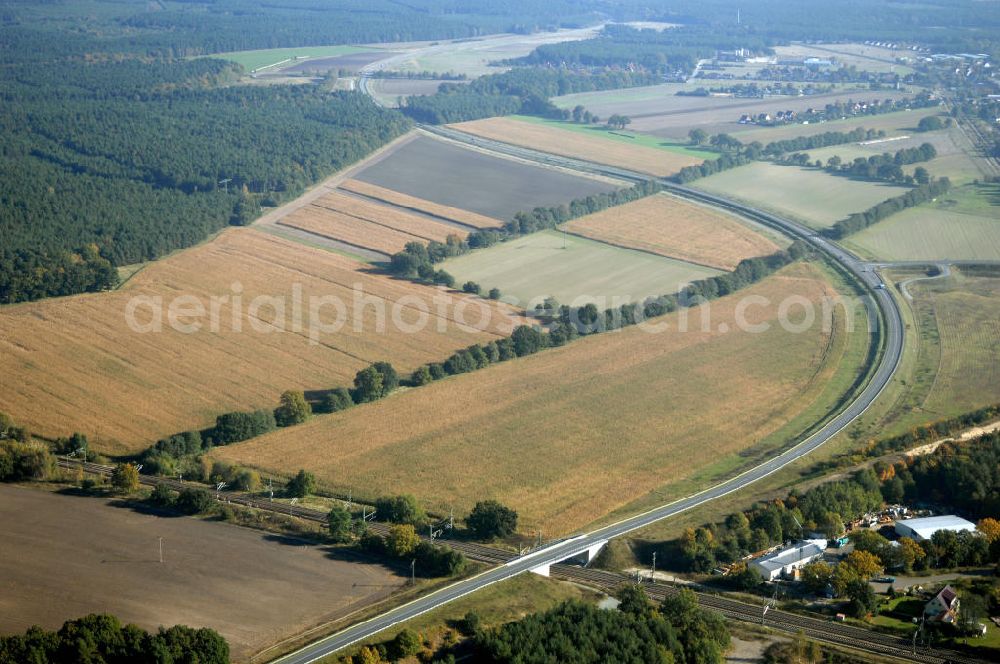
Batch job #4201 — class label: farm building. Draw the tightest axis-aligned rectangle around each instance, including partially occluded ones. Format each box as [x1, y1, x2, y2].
[751, 540, 827, 581]
[894, 515, 976, 541]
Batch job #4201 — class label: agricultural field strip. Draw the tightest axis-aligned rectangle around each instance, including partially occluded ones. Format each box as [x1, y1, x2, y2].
[339, 179, 503, 229]
[231, 232, 521, 336]
[278, 207, 412, 256]
[350, 135, 620, 221]
[312, 191, 464, 242]
[439, 229, 722, 306]
[0, 230, 524, 449]
[335, 188, 481, 233]
[449, 116, 704, 177]
[0, 484, 403, 662]
[213, 265, 839, 535]
[559, 193, 782, 271]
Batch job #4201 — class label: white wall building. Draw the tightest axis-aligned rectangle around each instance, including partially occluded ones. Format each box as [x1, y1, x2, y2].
[751, 540, 827, 581]
[894, 515, 976, 541]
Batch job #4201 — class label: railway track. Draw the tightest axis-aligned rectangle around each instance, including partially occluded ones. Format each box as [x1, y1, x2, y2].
[550, 565, 987, 664]
[61, 458, 990, 663]
[56, 458, 517, 566]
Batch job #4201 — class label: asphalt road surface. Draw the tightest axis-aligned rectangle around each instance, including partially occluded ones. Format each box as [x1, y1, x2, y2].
[272, 128, 905, 664]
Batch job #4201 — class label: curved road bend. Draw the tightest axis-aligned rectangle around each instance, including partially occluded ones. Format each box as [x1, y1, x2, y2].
[272, 127, 906, 664]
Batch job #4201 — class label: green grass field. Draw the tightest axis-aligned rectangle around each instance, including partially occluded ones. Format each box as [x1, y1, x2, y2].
[210, 45, 367, 71]
[691, 161, 911, 229]
[511, 115, 717, 159]
[873, 267, 1000, 436]
[440, 229, 721, 306]
[845, 183, 1000, 261]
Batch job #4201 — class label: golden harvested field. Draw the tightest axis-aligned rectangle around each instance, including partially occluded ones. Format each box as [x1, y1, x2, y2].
[561, 193, 782, 270]
[0, 229, 524, 453]
[279, 191, 465, 255]
[213, 263, 846, 535]
[340, 179, 503, 229]
[316, 191, 464, 242]
[280, 206, 414, 255]
[450, 116, 704, 177]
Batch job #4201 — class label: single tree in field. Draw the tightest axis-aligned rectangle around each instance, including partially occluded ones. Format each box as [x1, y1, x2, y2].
[688, 128, 708, 145]
[571, 105, 585, 123]
[322, 387, 354, 413]
[352, 366, 384, 403]
[274, 390, 311, 427]
[466, 500, 518, 539]
[286, 469, 316, 498]
[111, 463, 140, 494]
[327, 505, 352, 542]
[387, 524, 420, 557]
[372, 361, 399, 395]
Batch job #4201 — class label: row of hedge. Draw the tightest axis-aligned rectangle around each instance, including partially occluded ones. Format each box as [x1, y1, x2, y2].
[825, 177, 951, 238]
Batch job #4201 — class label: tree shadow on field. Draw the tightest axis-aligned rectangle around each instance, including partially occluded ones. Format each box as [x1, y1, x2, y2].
[262, 533, 315, 547]
[103, 495, 185, 518]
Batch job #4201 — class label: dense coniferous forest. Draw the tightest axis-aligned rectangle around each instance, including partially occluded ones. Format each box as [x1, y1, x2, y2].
[0, 39, 409, 303]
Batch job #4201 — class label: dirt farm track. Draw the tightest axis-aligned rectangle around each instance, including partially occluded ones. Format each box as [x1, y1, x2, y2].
[0, 484, 404, 662]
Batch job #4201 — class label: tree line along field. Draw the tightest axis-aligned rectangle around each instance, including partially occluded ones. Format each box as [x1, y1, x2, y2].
[730, 106, 943, 144]
[552, 86, 915, 141]
[844, 183, 1000, 261]
[0, 484, 404, 663]
[802, 125, 987, 185]
[449, 116, 709, 177]
[277, 190, 468, 257]
[691, 161, 912, 229]
[350, 135, 620, 221]
[0, 229, 525, 454]
[561, 193, 783, 270]
[438, 229, 721, 306]
[211, 263, 848, 536]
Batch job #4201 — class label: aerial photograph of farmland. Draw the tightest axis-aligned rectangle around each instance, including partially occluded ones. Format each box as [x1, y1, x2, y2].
[2, 2, 999, 664]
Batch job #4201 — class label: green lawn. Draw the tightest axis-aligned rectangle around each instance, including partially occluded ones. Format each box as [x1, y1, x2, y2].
[209, 45, 367, 72]
[511, 115, 717, 160]
[844, 183, 1000, 261]
[691, 161, 911, 229]
[440, 229, 720, 307]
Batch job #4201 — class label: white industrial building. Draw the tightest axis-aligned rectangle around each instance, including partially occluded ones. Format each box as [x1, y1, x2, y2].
[894, 515, 976, 541]
[751, 540, 827, 581]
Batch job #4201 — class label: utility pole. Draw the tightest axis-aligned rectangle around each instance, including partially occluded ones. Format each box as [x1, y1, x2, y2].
[650, 551, 657, 582]
[158, 537, 163, 564]
[410, 559, 416, 585]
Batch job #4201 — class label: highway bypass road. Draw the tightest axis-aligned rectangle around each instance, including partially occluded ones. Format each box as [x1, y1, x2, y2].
[266, 125, 907, 664]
